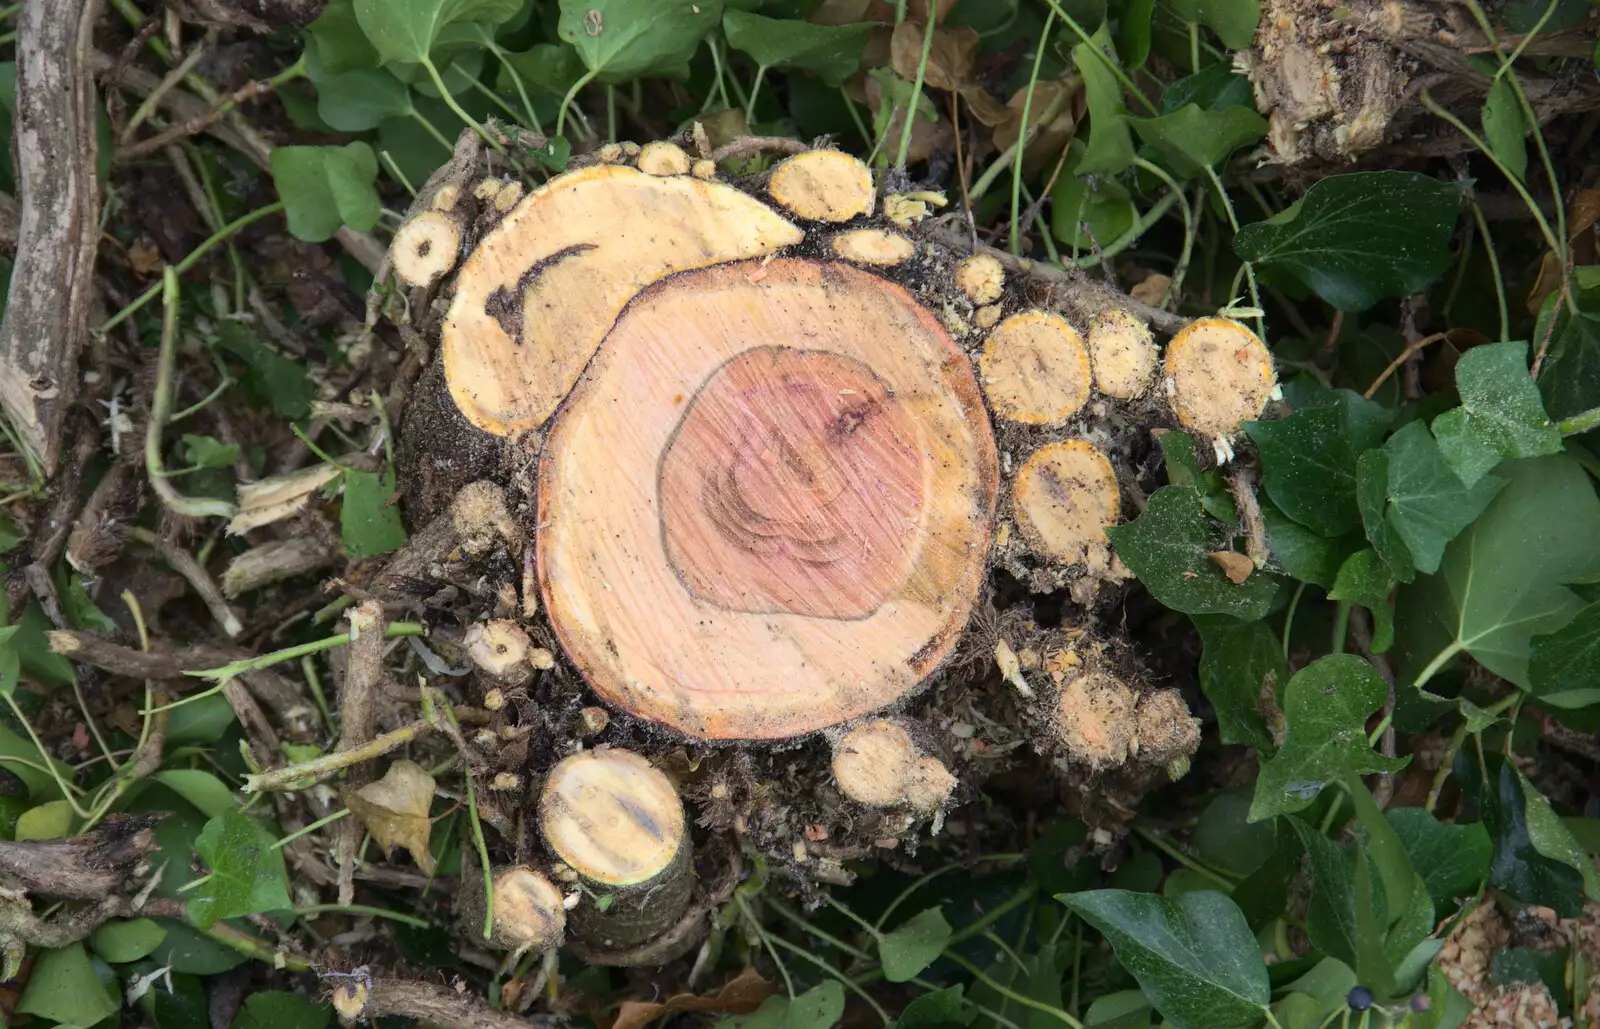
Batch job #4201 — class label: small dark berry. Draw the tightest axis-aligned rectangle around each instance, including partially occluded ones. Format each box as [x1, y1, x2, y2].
[1411, 993, 1432, 1013]
[1347, 986, 1374, 1011]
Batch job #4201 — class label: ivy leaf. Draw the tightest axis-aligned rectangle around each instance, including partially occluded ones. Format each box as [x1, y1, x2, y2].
[1395, 454, 1600, 690]
[16, 942, 118, 1027]
[1107, 485, 1278, 621]
[306, 52, 414, 132]
[233, 991, 331, 1029]
[1534, 284, 1600, 422]
[893, 985, 975, 1029]
[1243, 389, 1392, 536]
[1261, 505, 1361, 588]
[89, 917, 169, 964]
[1128, 104, 1266, 175]
[1385, 807, 1491, 913]
[1479, 755, 1590, 916]
[353, 0, 521, 65]
[1051, 162, 1137, 250]
[497, 43, 586, 96]
[1529, 600, 1600, 708]
[1164, 0, 1260, 49]
[187, 810, 292, 929]
[1250, 655, 1408, 821]
[342, 470, 408, 560]
[1480, 75, 1526, 183]
[1431, 342, 1561, 488]
[1192, 615, 1284, 752]
[1516, 765, 1600, 902]
[213, 322, 314, 420]
[717, 981, 844, 1029]
[1355, 450, 1415, 583]
[269, 142, 381, 242]
[558, 0, 723, 82]
[307, 0, 380, 72]
[1286, 819, 1394, 999]
[1328, 549, 1395, 653]
[1380, 420, 1505, 575]
[181, 434, 240, 472]
[723, 10, 872, 86]
[1233, 171, 1462, 311]
[1073, 27, 1134, 177]
[1062, 890, 1269, 1029]
[153, 769, 241, 819]
[879, 907, 952, 983]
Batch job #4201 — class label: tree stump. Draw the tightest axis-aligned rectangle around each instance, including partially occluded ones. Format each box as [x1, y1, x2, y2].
[389, 135, 1280, 962]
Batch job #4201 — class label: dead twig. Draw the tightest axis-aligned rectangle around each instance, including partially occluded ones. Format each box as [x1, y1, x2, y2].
[336, 600, 385, 905]
[128, 526, 242, 637]
[1225, 464, 1271, 570]
[0, 814, 163, 899]
[709, 135, 810, 165]
[118, 77, 281, 162]
[344, 977, 563, 1029]
[1363, 331, 1449, 399]
[0, 0, 104, 475]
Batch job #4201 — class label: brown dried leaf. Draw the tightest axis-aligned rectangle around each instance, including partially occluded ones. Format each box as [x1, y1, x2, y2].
[960, 84, 1011, 127]
[1130, 273, 1173, 307]
[994, 79, 1083, 174]
[1209, 551, 1255, 584]
[890, 21, 979, 91]
[608, 968, 778, 1029]
[344, 759, 437, 875]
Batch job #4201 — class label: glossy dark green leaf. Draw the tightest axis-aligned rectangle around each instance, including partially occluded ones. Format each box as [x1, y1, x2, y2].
[1244, 390, 1392, 536]
[1108, 486, 1278, 620]
[1062, 890, 1269, 1029]
[89, 917, 169, 964]
[17, 942, 117, 1025]
[894, 985, 976, 1029]
[148, 920, 251, 975]
[1491, 948, 1569, 1014]
[1328, 548, 1395, 652]
[1385, 807, 1491, 912]
[880, 907, 952, 983]
[1431, 343, 1561, 487]
[1129, 103, 1265, 174]
[1355, 450, 1415, 583]
[1529, 600, 1600, 708]
[342, 470, 408, 560]
[1194, 789, 1276, 876]
[186, 810, 292, 929]
[1395, 455, 1600, 690]
[558, 0, 723, 82]
[213, 322, 314, 420]
[1480, 75, 1526, 183]
[1379, 420, 1505, 575]
[1480, 755, 1587, 917]
[1192, 615, 1284, 751]
[1159, 62, 1253, 113]
[1534, 285, 1600, 422]
[1083, 990, 1151, 1029]
[723, 10, 871, 85]
[1345, 774, 1415, 935]
[1233, 171, 1462, 311]
[232, 991, 331, 1029]
[270, 142, 381, 242]
[1250, 655, 1407, 821]
[1516, 765, 1600, 901]
[1074, 28, 1135, 176]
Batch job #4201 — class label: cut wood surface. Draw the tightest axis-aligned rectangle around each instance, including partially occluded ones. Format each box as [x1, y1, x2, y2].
[767, 150, 875, 222]
[830, 228, 915, 265]
[538, 258, 997, 740]
[1013, 440, 1120, 568]
[1163, 317, 1276, 437]
[979, 311, 1092, 425]
[538, 748, 685, 888]
[832, 719, 955, 812]
[1085, 309, 1157, 399]
[441, 165, 803, 436]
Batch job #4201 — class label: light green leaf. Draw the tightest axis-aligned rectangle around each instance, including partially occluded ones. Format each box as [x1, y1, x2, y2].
[307, 0, 380, 72]
[1192, 615, 1284, 751]
[1062, 890, 1269, 1029]
[1164, 0, 1260, 49]
[1529, 600, 1600, 707]
[16, 799, 76, 839]
[723, 10, 872, 86]
[1395, 454, 1600, 690]
[353, 0, 521, 65]
[1344, 775, 1415, 930]
[269, 142, 382, 242]
[1381, 420, 1505, 575]
[1243, 389, 1392, 536]
[1233, 171, 1462, 311]
[181, 434, 240, 472]
[1074, 28, 1135, 176]
[1431, 342, 1561, 488]
[17, 943, 118, 1027]
[307, 52, 414, 132]
[1128, 103, 1266, 175]
[89, 918, 169, 964]
[1518, 768, 1600, 902]
[187, 810, 292, 929]
[342, 470, 408, 559]
[1250, 655, 1408, 821]
[1107, 485, 1278, 621]
[717, 980, 845, 1029]
[154, 769, 241, 819]
[1051, 167, 1137, 250]
[880, 907, 952, 983]
[1480, 75, 1526, 183]
[558, 0, 723, 82]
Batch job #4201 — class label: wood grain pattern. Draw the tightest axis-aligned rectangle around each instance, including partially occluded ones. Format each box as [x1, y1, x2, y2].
[1163, 317, 1276, 437]
[538, 748, 684, 887]
[978, 311, 1092, 425]
[441, 165, 802, 436]
[1013, 440, 1120, 568]
[538, 258, 997, 740]
[767, 150, 875, 222]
